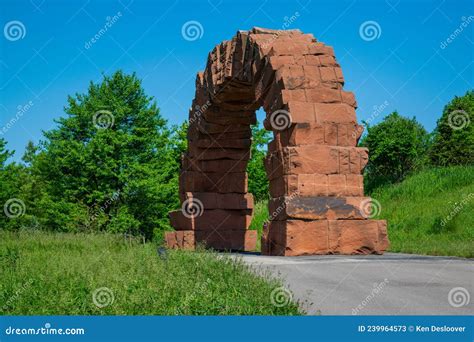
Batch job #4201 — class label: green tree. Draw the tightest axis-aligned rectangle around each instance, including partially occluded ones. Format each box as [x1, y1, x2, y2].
[247, 123, 271, 201]
[30, 71, 180, 239]
[360, 111, 429, 192]
[0, 138, 13, 169]
[429, 91, 474, 166]
[0, 139, 27, 230]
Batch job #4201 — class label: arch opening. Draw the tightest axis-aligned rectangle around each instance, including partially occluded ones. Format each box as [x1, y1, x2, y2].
[165, 27, 389, 256]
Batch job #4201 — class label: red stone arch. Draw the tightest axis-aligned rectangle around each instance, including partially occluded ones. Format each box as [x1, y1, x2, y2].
[165, 27, 389, 256]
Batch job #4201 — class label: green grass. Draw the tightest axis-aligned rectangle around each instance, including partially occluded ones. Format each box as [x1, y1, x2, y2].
[371, 165, 474, 258]
[249, 166, 474, 258]
[0, 230, 301, 315]
[249, 201, 269, 251]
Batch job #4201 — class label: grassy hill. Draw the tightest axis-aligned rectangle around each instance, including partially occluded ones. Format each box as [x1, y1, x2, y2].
[371, 166, 474, 257]
[250, 166, 473, 257]
[0, 231, 301, 315]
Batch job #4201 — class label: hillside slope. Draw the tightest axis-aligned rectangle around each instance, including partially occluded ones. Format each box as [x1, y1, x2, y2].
[371, 166, 474, 257]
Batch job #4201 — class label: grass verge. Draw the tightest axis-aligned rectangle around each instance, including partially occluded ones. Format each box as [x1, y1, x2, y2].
[0, 230, 301, 315]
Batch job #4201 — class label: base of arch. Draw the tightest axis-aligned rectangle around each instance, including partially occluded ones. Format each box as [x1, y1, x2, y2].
[164, 229, 257, 252]
[261, 219, 389, 256]
[164, 219, 389, 256]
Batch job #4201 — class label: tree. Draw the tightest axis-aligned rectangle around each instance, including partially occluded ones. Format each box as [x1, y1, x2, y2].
[0, 139, 27, 230]
[30, 71, 180, 239]
[429, 91, 474, 166]
[0, 138, 13, 169]
[247, 123, 271, 201]
[360, 111, 429, 192]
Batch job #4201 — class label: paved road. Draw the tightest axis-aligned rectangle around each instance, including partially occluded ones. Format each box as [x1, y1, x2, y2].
[234, 253, 473, 315]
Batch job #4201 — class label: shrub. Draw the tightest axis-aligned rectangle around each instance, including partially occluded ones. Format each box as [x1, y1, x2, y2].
[360, 111, 429, 192]
[429, 90, 474, 166]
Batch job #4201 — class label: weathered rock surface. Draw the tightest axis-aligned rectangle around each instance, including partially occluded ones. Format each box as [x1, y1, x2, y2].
[261, 220, 389, 256]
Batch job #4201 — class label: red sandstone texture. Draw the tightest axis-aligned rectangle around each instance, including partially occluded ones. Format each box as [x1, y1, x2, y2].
[165, 27, 389, 255]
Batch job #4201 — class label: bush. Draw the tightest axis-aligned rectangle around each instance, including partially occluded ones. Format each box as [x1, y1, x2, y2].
[360, 111, 429, 192]
[429, 90, 474, 166]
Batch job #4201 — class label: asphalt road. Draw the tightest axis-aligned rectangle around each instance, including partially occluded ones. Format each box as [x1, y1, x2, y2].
[234, 253, 473, 315]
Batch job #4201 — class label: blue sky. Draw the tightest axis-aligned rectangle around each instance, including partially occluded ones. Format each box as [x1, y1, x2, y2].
[0, 0, 472, 161]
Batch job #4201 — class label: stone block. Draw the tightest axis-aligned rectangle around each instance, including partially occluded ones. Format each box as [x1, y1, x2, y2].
[261, 219, 389, 256]
[169, 209, 252, 231]
[195, 229, 257, 251]
[165, 231, 195, 250]
[268, 196, 370, 220]
[265, 145, 369, 180]
[180, 192, 254, 210]
[179, 171, 248, 193]
[269, 174, 364, 197]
